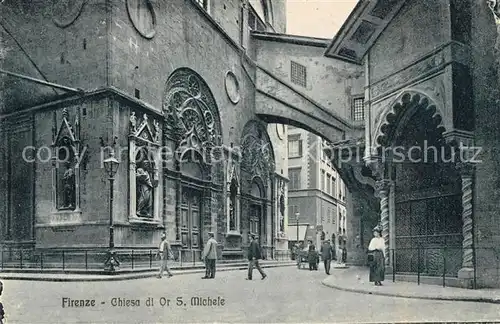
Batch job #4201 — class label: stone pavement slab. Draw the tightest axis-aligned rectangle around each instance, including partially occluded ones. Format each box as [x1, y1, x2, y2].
[322, 266, 500, 304]
[0, 260, 295, 281]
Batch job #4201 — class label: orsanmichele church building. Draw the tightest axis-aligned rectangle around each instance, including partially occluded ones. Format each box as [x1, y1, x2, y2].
[3, 0, 500, 288]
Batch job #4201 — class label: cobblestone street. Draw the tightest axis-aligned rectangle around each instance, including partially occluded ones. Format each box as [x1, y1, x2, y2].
[2, 265, 500, 323]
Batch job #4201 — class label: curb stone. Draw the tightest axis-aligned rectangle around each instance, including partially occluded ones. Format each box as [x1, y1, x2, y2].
[321, 278, 500, 305]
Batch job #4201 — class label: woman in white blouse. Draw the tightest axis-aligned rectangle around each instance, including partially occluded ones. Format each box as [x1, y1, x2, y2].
[368, 226, 385, 286]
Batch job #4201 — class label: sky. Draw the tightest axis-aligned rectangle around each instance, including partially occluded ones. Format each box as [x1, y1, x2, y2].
[286, 0, 358, 39]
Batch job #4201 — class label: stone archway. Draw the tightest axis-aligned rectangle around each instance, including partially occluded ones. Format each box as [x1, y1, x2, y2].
[162, 68, 224, 262]
[240, 120, 276, 258]
[370, 91, 464, 277]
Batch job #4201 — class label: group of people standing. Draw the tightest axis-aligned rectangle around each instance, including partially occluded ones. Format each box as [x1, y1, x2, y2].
[156, 225, 385, 286]
[294, 225, 385, 286]
[156, 232, 267, 281]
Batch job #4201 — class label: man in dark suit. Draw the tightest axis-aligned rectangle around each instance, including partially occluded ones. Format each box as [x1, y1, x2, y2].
[0, 280, 4, 324]
[320, 240, 335, 275]
[246, 233, 267, 280]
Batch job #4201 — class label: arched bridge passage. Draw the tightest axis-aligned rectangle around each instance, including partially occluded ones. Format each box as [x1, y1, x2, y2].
[256, 113, 355, 145]
[257, 113, 369, 191]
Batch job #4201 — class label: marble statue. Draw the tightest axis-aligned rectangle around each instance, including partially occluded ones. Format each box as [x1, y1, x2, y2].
[136, 167, 154, 217]
[62, 162, 75, 209]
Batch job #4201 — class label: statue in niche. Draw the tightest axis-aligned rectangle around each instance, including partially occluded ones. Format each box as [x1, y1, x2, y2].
[279, 194, 285, 232]
[229, 178, 237, 230]
[61, 161, 76, 209]
[136, 167, 156, 217]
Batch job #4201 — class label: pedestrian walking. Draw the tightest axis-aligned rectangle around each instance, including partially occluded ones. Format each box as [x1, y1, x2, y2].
[157, 232, 173, 279]
[308, 244, 319, 270]
[320, 240, 334, 274]
[0, 280, 5, 324]
[202, 232, 217, 279]
[246, 233, 267, 280]
[367, 226, 385, 286]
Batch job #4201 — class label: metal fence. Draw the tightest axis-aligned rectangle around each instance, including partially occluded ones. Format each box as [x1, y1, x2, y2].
[390, 246, 479, 288]
[0, 247, 293, 271]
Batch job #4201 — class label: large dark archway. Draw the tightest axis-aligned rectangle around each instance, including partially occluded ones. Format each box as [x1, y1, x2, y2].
[239, 120, 275, 258]
[376, 91, 463, 276]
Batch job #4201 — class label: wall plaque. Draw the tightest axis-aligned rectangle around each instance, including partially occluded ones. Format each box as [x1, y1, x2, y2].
[127, 0, 157, 39]
[52, 0, 87, 28]
[225, 71, 240, 104]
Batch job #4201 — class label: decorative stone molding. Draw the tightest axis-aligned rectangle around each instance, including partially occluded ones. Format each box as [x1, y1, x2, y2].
[126, 0, 156, 39]
[52, 108, 83, 212]
[278, 179, 285, 233]
[444, 130, 475, 162]
[370, 51, 446, 100]
[52, 0, 87, 28]
[365, 156, 384, 180]
[162, 68, 224, 246]
[227, 157, 240, 232]
[457, 162, 475, 270]
[375, 179, 391, 266]
[240, 120, 276, 186]
[163, 69, 223, 155]
[373, 91, 446, 151]
[488, 0, 500, 25]
[128, 112, 161, 223]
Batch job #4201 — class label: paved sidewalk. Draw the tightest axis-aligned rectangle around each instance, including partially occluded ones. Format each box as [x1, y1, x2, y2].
[0, 260, 295, 282]
[322, 266, 500, 304]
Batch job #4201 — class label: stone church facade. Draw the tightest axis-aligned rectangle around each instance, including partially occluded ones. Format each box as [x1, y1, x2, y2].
[0, 0, 289, 264]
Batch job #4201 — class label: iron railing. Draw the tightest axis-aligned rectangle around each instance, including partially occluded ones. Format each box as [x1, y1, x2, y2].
[0, 247, 293, 271]
[389, 246, 483, 289]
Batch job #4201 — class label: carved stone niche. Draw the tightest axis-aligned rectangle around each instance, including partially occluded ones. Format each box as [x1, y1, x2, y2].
[129, 112, 162, 225]
[226, 156, 241, 236]
[278, 178, 286, 236]
[51, 108, 83, 219]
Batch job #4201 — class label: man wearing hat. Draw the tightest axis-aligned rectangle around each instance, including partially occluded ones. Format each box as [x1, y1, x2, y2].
[202, 231, 218, 279]
[157, 232, 173, 279]
[320, 239, 334, 275]
[246, 233, 267, 280]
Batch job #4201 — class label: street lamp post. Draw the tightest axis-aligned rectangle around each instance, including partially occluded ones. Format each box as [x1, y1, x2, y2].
[295, 212, 300, 245]
[103, 150, 120, 272]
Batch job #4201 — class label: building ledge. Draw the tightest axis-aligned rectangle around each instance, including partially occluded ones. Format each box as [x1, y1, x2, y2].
[251, 31, 330, 48]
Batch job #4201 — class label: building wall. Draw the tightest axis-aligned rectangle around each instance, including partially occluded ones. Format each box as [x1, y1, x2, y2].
[0, 0, 290, 259]
[34, 97, 112, 248]
[469, 0, 500, 288]
[254, 39, 364, 121]
[287, 127, 347, 247]
[267, 123, 289, 244]
[0, 0, 107, 97]
[368, 0, 451, 83]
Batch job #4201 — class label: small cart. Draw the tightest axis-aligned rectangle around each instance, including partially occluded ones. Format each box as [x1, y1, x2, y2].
[296, 249, 309, 269]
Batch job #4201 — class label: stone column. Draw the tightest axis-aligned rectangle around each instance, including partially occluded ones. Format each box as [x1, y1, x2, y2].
[375, 179, 391, 267]
[457, 162, 475, 283]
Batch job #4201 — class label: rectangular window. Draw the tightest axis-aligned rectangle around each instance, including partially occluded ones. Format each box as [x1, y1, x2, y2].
[353, 97, 365, 121]
[248, 7, 266, 32]
[288, 135, 302, 158]
[321, 170, 326, 191]
[332, 177, 336, 198]
[289, 168, 301, 190]
[291, 61, 307, 87]
[327, 175, 331, 195]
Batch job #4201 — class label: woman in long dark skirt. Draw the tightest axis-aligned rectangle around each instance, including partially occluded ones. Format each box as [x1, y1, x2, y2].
[368, 226, 385, 286]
